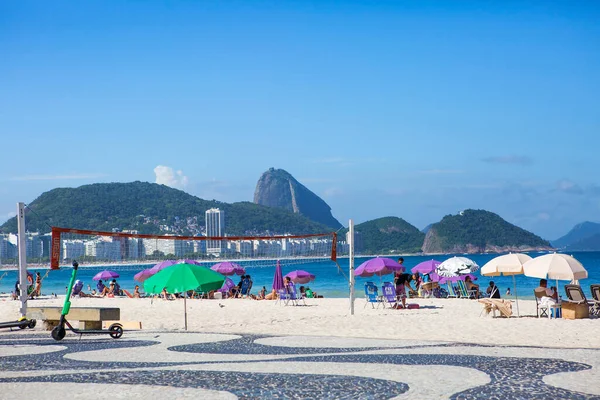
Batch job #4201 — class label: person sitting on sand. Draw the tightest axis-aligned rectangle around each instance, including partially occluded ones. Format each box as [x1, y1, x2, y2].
[133, 285, 141, 298]
[486, 281, 501, 299]
[72, 280, 96, 297]
[111, 279, 121, 296]
[97, 279, 106, 293]
[265, 288, 277, 300]
[99, 281, 116, 297]
[161, 287, 175, 300]
[258, 286, 266, 299]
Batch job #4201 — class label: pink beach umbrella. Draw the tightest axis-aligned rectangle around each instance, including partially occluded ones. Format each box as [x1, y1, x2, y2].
[211, 262, 245, 276]
[355, 257, 405, 277]
[149, 260, 177, 275]
[284, 270, 316, 284]
[134, 269, 154, 283]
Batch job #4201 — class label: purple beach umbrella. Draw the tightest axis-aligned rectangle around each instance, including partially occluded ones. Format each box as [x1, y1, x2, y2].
[92, 270, 120, 281]
[272, 260, 284, 291]
[134, 269, 154, 283]
[355, 257, 405, 277]
[284, 270, 316, 284]
[211, 262, 245, 276]
[217, 277, 236, 293]
[149, 260, 177, 275]
[411, 260, 442, 275]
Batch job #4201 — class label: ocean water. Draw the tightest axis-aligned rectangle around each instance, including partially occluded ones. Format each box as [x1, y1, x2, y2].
[1, 252, 599, 300]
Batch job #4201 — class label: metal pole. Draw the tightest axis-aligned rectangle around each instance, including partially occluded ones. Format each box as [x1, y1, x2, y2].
[512, 275, 520, 317]
[17, 202, 27, 318]
[349, 219, 355, 315]
[184, 292, 188, 331]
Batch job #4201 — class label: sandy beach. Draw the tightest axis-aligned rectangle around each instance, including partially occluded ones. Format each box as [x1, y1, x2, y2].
[2, 295, 598, 348]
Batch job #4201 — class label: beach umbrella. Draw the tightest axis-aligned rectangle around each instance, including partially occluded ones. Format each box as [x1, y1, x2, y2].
[133, 269, 153, 283]
[355, 257, 405, 277]
[523, 253, 587, 299]
[217, 277, 236, 294]
[437, 256, 479, 277]
[148, 260, 177, 275]
[143, 263, 225, 330]
[481, 253, 532, 317]
[411, 259, 441, 275]
[272, 260, 284, 291]
[411, 259, 442, 283]
[211, 262, 245, 276]
[92, 270, 120, 281]
[284, 270, 316, 284]
[523, 253, 587, 281]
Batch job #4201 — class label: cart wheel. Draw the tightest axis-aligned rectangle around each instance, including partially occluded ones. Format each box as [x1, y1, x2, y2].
[51, 326, 66, 341]
[28, 319, 37, 329]
[109, 324, 123, 339]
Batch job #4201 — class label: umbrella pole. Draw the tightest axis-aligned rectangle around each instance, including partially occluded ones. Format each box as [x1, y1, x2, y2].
[512, 275, 519, 317]
[184, 292, 188, 331]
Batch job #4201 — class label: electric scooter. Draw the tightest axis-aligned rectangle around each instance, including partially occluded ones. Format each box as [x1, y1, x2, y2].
[51, 260, 123, 341]
[0, 317, 36, 330]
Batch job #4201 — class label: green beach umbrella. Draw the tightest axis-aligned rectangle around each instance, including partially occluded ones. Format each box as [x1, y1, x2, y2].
[143, 263, 225, 330]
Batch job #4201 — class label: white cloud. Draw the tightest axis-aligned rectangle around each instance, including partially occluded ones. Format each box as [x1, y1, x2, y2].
[556, 179, 583, 195]
[9, 173, 107, 181]
[154, 165, 189, 190]
[323, 187, 344, 198]
[0, 211, 16, 223]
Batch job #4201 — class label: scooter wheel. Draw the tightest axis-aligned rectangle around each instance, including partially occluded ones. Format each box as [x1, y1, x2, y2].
[51, 326, 66, 341]
[28, 320, 37, 329]
[109, 324, 123, 339]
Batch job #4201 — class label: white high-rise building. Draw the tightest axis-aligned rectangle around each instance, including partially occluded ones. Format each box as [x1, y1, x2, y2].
[205, 208, 224, 255]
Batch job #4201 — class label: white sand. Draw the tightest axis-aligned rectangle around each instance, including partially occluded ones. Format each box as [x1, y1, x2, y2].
[1, 296, 598, 348]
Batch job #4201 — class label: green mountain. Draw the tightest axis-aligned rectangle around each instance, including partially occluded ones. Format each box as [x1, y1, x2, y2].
[422, 209, 553, 253]
[0, 181, 332, 235]
[352, 217, 425, 254]
[253, 168, 343, 230]
[553, 221, 600, 249]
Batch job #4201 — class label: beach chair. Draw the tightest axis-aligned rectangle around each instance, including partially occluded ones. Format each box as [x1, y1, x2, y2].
[445, 283, 458, 298]
[457, 280, 478, 299]
[288, 283, 305, 306]
[533, 289, 550, 318]
[364, 282, 382, 308]
[564, 285, 597, 316]
[381, 282, 397, 308]
[239, 278, 251, 299]
[590, 285, 600, 315]
[276, 288, 292, 306]
[479, 298, 513, 318]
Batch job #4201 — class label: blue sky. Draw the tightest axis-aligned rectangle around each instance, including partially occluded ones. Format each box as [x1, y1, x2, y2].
[1, 1, 599, 240]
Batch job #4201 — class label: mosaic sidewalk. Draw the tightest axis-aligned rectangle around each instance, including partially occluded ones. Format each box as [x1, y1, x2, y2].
[1, 331, 599, 399]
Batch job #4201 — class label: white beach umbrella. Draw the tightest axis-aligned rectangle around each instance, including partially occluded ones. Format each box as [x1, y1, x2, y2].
[437, 256, 480, 277]
[523, 253, 587, 281]
[481, 253, 532, 317]
[523, 253, 588, 299]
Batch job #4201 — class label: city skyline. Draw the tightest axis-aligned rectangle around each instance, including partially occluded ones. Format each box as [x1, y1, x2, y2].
[2, 2, 599, 240]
